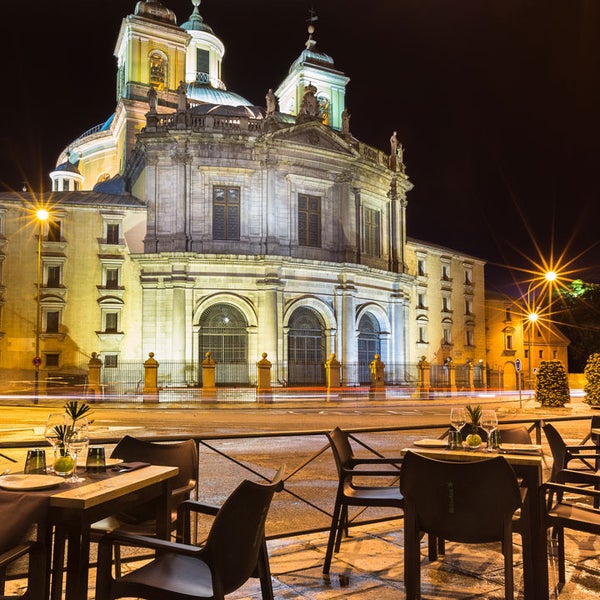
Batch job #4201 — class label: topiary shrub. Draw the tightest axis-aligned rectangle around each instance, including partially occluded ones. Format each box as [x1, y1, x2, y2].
[584, 353, 600, 406]
[535, 360, 570, 407]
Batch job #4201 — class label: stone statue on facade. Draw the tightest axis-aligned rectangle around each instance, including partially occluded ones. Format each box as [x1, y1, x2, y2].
[265, 88, 277, 116]
[147, 85, 158, 113]
[177, 81, 187, 111]
[297, 83, 320, 123]
[341, 109, 350, 136]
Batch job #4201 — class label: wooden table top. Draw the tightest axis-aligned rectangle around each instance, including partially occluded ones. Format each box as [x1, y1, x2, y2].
[48, 465, 179, 510]
[402, 446, 543, 467]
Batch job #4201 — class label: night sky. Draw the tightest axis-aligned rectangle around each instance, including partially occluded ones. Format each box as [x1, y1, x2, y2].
[2, 0, 599, 290]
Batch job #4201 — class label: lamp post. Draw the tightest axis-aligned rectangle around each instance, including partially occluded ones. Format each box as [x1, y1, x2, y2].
[526, 311, 539, 390]
[34, 209, 49, 404]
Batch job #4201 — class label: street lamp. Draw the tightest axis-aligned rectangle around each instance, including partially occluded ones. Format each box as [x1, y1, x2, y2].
[34, 208, 49, 404]
[526, 310, 539, 389]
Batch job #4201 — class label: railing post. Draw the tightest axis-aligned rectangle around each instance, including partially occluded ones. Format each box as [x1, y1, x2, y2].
[257, 352, 272, 398]
[466, 361, 474, 392]
[143, 352, 159, 402]
[448, 360, 457, 393]
[325, 353, 341, 389]
[417, 355, 431, 399]
[86, 352, 103, 400]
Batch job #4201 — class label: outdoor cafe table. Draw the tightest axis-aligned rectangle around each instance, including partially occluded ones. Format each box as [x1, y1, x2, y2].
[0, 464, 178, 600]
[401, 445, 547, 600]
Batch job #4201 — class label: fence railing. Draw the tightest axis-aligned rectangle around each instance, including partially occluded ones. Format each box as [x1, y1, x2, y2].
[1, 414, 592, 541]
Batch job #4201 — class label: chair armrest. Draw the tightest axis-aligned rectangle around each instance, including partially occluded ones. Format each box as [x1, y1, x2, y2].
[541, 481, 600, 501]
[342, 466, 401, 477]
[171, 480, 197, 504]
[351, 457, 403, 466]
[101, 530, 202, 557]
[0, 542, 40, 568]
[178, 499, 220, 518]
[556, 470, 600, 485]
[565, 445, 600, 455]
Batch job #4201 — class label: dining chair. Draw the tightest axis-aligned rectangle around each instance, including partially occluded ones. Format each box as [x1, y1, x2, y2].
[540, 471, 600, 587]
[542, 423, 600, 490]
[497, 425, 533, 445]
[90, 436, 198, 574]
[400, 451, 524, 600]
[0, 541, 45, 600]
[95, 469, 284, 600]
[323, 427, 405, 575]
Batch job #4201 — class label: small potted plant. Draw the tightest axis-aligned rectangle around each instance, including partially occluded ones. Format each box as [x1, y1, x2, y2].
[49, 401, 93, 476]
[465, 404, 483, 448]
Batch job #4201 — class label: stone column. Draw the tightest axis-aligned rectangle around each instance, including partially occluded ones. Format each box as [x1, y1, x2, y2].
[257, 353, 272, 395]
[201, 351, 216, 390]
[338, 281, 357, 386]
[417, 355, 431, 399]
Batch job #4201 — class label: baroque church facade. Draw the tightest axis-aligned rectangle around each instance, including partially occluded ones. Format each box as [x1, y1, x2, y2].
[0, 0, 486, 392]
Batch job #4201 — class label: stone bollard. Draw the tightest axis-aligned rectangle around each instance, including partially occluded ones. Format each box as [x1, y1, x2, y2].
[257, 353, 272, 394]
[447, 359, 457, 392]
[143, 352, 159, 402]
[417, 355, 431, 399]
[202, 351, 216, 389]
[86, 352, 103, 399]
[369, 354, 385, 388]
[325, 353, 341, 389]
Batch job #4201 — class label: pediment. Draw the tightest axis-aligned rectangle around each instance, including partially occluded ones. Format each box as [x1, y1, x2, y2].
[267, 122, 357, 156]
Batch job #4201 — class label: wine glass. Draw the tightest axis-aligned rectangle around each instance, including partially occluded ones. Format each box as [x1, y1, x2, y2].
[481, 409, 498, 451]
[45, 413, 68, 472]
[450, 407, 466, 433]
[66, 419, 89, 483]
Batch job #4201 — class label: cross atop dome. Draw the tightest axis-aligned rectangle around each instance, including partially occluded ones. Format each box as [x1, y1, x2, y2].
[305, 8, 319, 50]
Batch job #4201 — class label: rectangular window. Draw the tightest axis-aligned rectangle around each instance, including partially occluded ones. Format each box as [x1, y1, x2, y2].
[298, 194, 321, 247]
[105, 312, 119, 333]
[441, 264, 451, 281]
[45, 353, 59, 368]
[443, 327, 452, 345]
[106, 268, 119, 289]
[525, 349, 529, 359]
[465, 299, 472, 315]
[506, 334, 513, 350]
[47, 220, 61, 242]
[362, 207, 381, 257]
[106, 223, 120, 244]
[553, 350, 558, 359]
[464, 268, 472, 285]
[418, 325, 427, 343]
[196, 48, 210, 75]
[46, 265, 61, 288]
[505, 308, 512, 321]
[442, 296, 451, 312]
[417, 259, 426, 277]
[213, 186, 240, 240]
[45, 311, 60, 333]
[104, 354, 118, 368]
[539, 350, 544, 359]
[417, 293, 426, 309]
[466, 330, 474, 346]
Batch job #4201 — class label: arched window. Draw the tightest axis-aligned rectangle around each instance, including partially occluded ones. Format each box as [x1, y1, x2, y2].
[357, 313, 381, 384]
[288, 307, 325, 385]
[149, 51, 167, 90]
[199, 304, 248, 384]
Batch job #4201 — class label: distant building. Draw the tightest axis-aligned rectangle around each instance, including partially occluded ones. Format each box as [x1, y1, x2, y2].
[0, 1, 486, 393]
[485, 292, 570, 390]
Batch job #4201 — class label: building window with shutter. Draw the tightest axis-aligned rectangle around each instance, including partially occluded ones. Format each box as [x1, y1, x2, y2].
[213, 186, 240, 241]
[298, 194, 321, 247]
[45, 311, 60, 334]
[362, 207, 381, 257]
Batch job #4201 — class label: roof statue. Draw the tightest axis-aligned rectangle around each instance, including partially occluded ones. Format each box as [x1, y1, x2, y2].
[296, 83, 320, 123]
[341, 109, 350, 136]
[265, 88, 277, 116]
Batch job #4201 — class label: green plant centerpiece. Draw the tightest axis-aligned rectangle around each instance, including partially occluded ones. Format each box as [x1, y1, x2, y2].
[51, 401, 93, 476]
[465, 404, 483, 448]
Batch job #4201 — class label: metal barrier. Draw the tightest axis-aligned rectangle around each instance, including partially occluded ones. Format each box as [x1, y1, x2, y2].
[1, 414, 592, 541]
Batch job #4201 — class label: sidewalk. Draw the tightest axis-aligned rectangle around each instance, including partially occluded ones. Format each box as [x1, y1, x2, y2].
[7, 520, 598, 599]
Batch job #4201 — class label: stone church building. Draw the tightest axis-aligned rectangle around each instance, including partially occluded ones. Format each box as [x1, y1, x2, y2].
[0, 0, 486, 393]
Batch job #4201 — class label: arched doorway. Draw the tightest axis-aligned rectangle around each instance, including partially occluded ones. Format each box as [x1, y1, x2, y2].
[199, 304, 248, 385]
[503, 361, 518, 391]
[357, 313, 381, 384]
[288, 307, 325, 385]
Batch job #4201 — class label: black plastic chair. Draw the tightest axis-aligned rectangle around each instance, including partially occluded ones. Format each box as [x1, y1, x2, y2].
[323, 427, 404, 575]
[542, 423, 600, 483]
[497, 425, 533, 445]
[95, 470, 284, 600]
[400, 451, 524, 600]
[541, 471, 600, 587]
[90, 436, 198, 574]
[0, 542, 45, 600]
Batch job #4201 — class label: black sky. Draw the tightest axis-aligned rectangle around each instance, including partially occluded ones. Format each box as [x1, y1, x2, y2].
[2, 0, 599, 290]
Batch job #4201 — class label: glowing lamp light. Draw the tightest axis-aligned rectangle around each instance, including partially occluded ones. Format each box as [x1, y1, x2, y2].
[36, 209, 49, 222]
[528, 312, 539, 323]
[544, 271, 557, 283]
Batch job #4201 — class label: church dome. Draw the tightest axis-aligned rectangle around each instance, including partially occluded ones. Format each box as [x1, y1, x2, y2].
[189, 103, 264, 119]
[134, 0, 177, 25]
[187, 83, 253, 107]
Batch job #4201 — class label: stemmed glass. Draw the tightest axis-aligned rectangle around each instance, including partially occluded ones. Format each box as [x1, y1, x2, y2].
[450, 407, 466, 434]
[481, 409, 498, 452]
[44, 413, 68, 472]
[66, 419, 89, 483]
